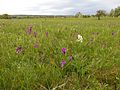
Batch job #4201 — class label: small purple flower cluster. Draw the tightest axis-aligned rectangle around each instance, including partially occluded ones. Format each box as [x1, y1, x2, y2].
[16, 26, 76, 69]
[26, 25, 32, 34]
[26, 25, 37, 38]
[34, 42, 38, 48]
[46, 32, 48, 37]
[33, 32, 37, 37]
[60, 48, 73, 68]
[60, 48, 67, 68]
[112, 31, 116, 36]
[16, 25, 40, 54]
[60, 60, 66, 68]
[61, 48, 66, 54]
[16, 46, 22, 54]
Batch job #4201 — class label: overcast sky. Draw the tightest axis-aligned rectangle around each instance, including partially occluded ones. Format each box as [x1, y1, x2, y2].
[0, 0, 120, 15]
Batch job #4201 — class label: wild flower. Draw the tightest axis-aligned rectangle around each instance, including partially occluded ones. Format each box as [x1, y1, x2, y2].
[60, 60, 66, 68]
[16, 46, 22, 54]
[77, 34, 83, 43]
[34, 43, 38, 48]
[112, 32, 115, 36]
[29, 25, 32, 32]
[26, 25, 32, 34]
[61, 48, 66, 54]
[33, 32, 37, 37]
[46, 32, 48, 37]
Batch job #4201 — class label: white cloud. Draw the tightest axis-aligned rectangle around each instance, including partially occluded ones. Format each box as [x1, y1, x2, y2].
[0, 0, 120, 15]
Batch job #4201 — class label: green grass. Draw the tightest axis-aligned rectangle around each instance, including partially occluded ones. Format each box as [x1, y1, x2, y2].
[0, 17, 120, 90]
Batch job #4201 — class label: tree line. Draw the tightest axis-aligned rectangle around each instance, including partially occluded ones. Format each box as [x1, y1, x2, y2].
[75, 6, 120, 20]
[0, 6, 120, 19]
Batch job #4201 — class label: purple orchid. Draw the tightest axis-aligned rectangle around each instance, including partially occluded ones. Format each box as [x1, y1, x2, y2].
[33, 32, 37, 37]
[34, 43, 38, 48]
[112, 32, 115, 36]
[45, 32, 48, 37]
[16, 46, 22, 54]
[26, 25, 32, 34]
[60, 60, 66, 68]
[61, 48, 66, 54]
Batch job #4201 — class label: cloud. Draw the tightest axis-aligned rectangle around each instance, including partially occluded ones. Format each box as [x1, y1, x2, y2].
[0, 0, 120, 15]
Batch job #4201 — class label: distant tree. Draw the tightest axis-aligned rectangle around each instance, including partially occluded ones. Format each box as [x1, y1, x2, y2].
[114, 6, 120, 17]
[91, 15, 96, 17]
[24, 16, 30, 19]
[75, 12, 82, 18]
[96, 10, 107, 20]
[1, 14, 11, 19]
[3, 14, 9, 19]
[109, 6, 120, 17]
[110, 9, 115, 17]
[82, 15, 91, 18]
[0, 15, 2, 19]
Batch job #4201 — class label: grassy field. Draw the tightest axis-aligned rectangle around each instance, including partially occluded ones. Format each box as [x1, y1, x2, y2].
[0, 17, 120, 90]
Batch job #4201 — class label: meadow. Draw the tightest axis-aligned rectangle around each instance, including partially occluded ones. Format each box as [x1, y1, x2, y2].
[0, 17, 120, 90]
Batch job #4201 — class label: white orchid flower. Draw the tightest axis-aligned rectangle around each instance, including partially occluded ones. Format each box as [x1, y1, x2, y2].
[77, 34, 83, 43]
